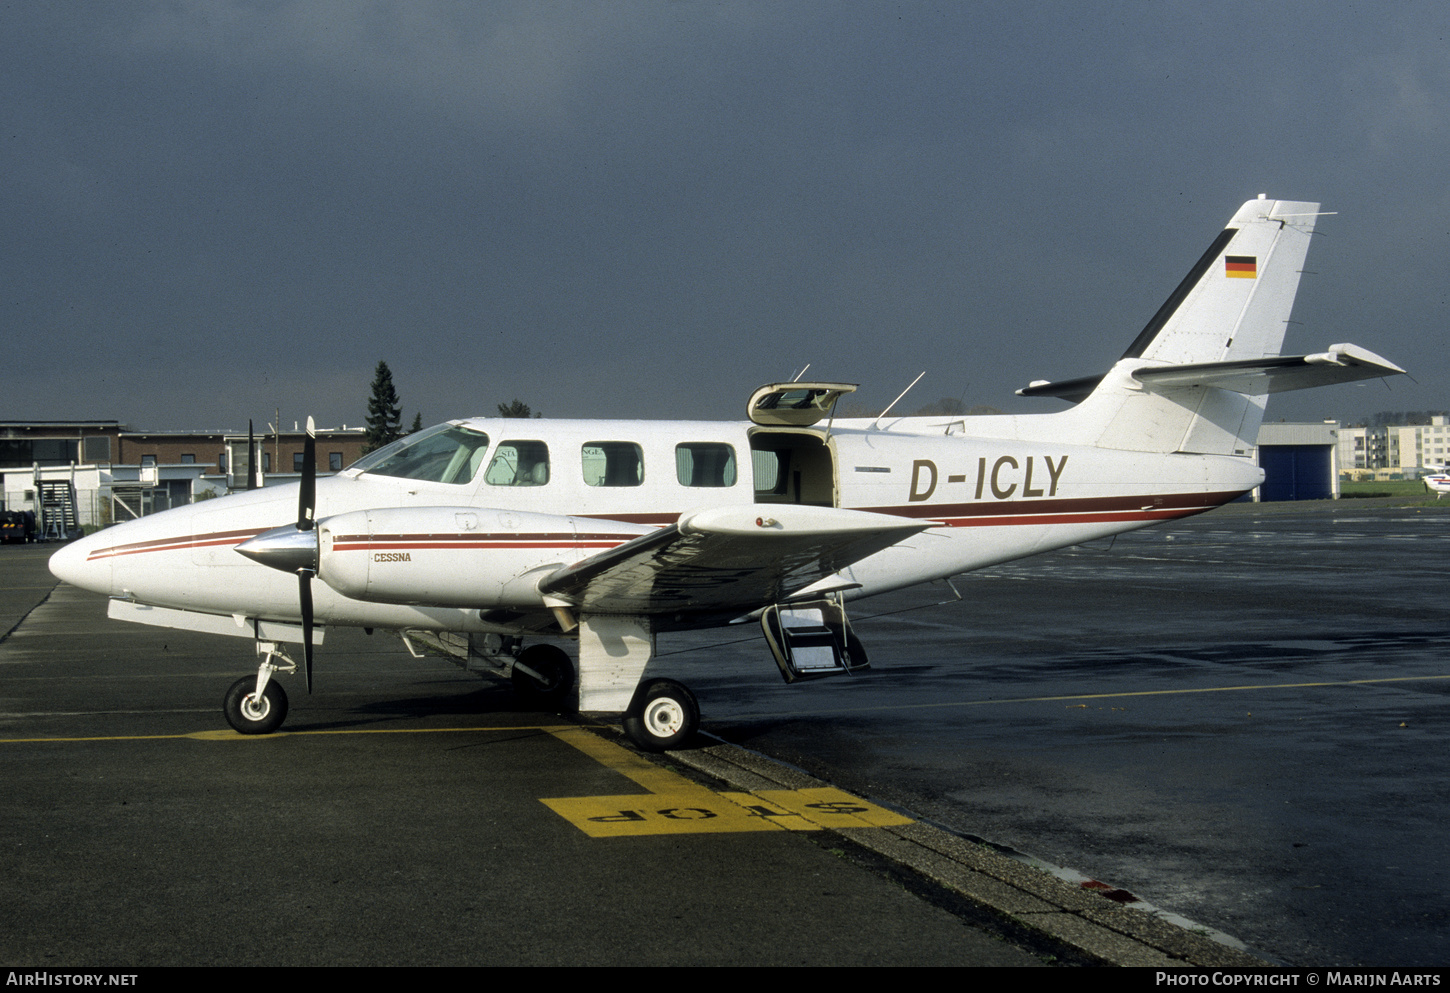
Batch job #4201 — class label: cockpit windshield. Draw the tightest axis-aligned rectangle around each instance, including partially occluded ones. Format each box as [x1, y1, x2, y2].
[349, 424, 492, 484]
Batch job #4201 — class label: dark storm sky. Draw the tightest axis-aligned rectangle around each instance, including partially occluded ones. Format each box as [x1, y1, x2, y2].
[4, 2, 1446, 430]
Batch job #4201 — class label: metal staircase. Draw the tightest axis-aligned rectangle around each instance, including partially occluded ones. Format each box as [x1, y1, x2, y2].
[38, 478, 78, 540]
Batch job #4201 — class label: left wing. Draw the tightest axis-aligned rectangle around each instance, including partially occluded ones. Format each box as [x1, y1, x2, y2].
[538, 505, 928, 617]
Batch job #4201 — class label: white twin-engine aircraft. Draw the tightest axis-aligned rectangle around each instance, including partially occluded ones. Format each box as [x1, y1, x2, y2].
[1422, 467, 1450, 497]
[51, 196, 1405, 750]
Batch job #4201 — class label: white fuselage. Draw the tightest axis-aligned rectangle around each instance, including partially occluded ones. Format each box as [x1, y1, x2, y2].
[50, 414, 1263, 638]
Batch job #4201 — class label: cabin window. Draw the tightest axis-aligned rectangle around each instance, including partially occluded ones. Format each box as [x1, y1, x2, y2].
[582, 442, 643, 487]
[486, 441, 551, 486]
[676, 443, 736, 487]
[351, 423, 491, 484]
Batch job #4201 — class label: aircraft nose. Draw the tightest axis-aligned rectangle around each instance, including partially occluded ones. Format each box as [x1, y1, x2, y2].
[49, 532, 113, 595]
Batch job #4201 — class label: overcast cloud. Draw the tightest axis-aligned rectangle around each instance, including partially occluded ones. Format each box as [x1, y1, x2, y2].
[4, 1, 1447, 430]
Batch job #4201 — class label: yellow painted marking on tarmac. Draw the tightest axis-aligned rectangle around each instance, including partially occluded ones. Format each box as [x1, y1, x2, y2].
[545, 726, 702, 794]
[274, 725, 575, 736]
[540, 728, 908, 838]
[0, 724, 573, 744]
[186, 729, 288, 740]
[541, 727, 773, 837]
[0, 731, 217, 743]
[716, 793, 820, 832]
[539, 791, 791, 837]
[751, 787, 914, 829]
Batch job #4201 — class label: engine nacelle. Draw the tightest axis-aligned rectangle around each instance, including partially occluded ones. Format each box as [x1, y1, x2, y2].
[315, 506, 652, 608]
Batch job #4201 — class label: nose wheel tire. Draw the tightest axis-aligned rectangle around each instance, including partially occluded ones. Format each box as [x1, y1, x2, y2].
[223, 676, 289, 735]
[623, 679, 699, 752]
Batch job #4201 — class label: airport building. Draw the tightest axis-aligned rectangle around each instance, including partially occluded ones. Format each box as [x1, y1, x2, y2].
[1332, 415, 1449, 478]
[0, 421, 367, 537]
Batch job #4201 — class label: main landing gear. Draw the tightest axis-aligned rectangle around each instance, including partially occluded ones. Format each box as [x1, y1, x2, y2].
[507, 639, 697, 751]
[509, 643, 574, 709]
[622, 678, 700, 752]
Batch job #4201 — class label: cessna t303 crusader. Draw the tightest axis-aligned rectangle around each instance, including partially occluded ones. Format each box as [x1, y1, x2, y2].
[51, 196, 1405, 750]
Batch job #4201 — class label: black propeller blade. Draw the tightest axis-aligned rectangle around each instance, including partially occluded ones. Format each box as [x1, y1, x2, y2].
[232, 415, 318, 694]
[298, 569, 314, 693]
[299, 416, 316, 533]
[299, 416, 316, 693]
[247, 420, 258, 491]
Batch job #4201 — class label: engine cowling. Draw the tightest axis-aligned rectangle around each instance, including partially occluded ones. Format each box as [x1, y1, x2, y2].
[314, 507, 652, 608]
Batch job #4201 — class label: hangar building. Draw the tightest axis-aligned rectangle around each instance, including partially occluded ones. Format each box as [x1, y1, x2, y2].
[1253, 421, 1340, 501]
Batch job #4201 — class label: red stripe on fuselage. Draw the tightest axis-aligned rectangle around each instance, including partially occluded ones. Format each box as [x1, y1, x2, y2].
[85, 527, 269, 561]
[84, 490, 1244, 563]
[329, 531, 640, 553]
[862, 489, 1244, 524]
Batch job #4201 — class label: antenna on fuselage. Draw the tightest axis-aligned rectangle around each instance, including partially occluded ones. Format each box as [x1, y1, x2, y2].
[789, 363, 811, 383]
[873, 371, 926, 429]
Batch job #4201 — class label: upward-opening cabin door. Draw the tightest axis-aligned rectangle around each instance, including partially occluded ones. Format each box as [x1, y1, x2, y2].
[744, 381, 865, 681]
[749, 430, 837, 507]
[745, 382, 855, 509]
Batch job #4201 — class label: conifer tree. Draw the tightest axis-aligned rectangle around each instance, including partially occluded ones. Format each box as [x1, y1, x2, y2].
[365, 361, 402, 452]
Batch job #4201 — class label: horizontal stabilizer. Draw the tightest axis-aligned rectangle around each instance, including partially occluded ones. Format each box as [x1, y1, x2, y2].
[1130, 343, 1405, 395]
[539, 505, 927, 617]
[1020, 343, 1404, 401]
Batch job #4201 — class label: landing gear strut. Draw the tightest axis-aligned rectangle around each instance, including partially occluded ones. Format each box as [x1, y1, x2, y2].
[510, 643, 574, 709]
[622, 678, 699, 752]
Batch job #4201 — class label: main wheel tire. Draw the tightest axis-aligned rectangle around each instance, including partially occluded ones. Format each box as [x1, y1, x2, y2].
[223, 676, 289, 735]
[510, 644, 574, 709]
[622, 679, 699, 752]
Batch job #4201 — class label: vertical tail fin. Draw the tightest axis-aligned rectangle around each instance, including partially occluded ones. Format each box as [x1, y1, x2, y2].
[1069, 196, 1322, 454]
[1124, 196, 1320, 367]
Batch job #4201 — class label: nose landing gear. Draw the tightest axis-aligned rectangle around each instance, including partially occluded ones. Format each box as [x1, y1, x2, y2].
[223, 644, 296, 735]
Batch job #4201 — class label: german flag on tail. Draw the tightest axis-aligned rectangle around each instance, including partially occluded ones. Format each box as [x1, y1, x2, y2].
[1224, 255, 1257, 279]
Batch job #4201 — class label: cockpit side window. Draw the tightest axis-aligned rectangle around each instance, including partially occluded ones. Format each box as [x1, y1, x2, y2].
[350, 424, 491, 484]
[485, 441, 551, 486]
[582, 442, 643, 487]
